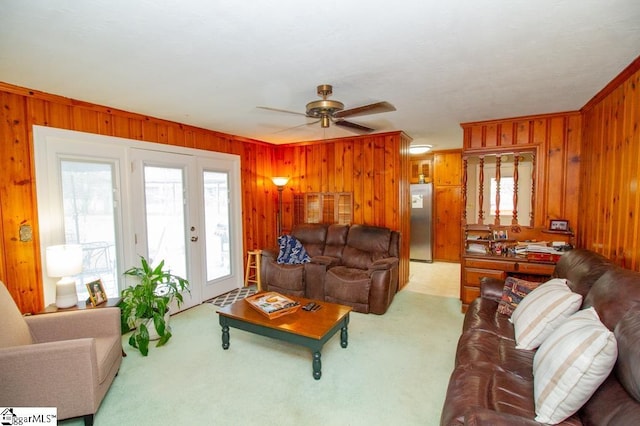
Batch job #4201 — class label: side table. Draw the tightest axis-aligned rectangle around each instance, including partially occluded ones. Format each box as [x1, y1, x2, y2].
[38, 297, 122, 314]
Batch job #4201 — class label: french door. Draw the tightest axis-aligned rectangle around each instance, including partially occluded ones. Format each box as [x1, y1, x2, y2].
[35, 126, 243, 310]
[130, 149, 239, 311]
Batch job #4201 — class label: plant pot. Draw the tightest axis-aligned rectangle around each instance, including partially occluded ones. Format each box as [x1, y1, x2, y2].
[138, 310, 171, 341]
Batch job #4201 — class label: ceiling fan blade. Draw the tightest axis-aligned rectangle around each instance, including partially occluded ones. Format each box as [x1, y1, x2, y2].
[333, 101, 396, 119]
[256, 106, 307, 116]
[334, 120, 375, 134]
[269, 119, 322, 134]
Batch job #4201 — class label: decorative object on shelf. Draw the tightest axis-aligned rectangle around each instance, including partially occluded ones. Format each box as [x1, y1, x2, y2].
[549, 219, 569, 232]
[271, 176, 290, 237]
[86, 279, 107, 307]
[120, 256, 190, 356]
[45, 244, 83, 309]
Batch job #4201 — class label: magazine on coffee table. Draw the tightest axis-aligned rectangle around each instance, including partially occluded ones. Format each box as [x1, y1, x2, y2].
[245, 291, 300, 319]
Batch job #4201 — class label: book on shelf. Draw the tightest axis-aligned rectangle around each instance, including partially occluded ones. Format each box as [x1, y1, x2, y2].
[244, 291, 300, 319]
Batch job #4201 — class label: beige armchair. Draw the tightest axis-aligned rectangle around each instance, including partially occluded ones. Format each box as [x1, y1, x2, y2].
[0, 281, 122, 425]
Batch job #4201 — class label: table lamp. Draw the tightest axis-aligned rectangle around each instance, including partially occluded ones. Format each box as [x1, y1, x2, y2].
[46, 244, 83, 308]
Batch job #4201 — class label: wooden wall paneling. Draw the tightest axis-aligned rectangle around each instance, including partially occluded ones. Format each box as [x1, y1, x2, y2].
[563, 114, 582, 229]
[0, 82, 282, 312]
[515, 120, 530, 145]
[485, 123, 498, 147]
[0, 92, 43, 313]
[544, 117, 569, 221]
[500, 122, 514, 146]
[579, 61, 640, 270]
[351, 140, 363, 224]
[624, 76, 640, 270]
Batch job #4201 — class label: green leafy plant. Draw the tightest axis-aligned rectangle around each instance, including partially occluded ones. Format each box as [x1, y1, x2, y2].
[120, 256, 190, 356]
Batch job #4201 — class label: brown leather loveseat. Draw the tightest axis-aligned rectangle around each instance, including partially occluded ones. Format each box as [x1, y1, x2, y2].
[261, 223, 400, 314]
[441, 248, 640, 425]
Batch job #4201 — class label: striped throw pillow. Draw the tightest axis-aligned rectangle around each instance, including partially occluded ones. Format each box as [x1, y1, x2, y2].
[533, 307, 617, 424]
[510, 278, 582, 350]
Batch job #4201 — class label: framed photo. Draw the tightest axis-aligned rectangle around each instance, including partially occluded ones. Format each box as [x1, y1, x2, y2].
[549, 220, 569, 232]
[493, 229, 508, 240]
[86, 279, 107, 306]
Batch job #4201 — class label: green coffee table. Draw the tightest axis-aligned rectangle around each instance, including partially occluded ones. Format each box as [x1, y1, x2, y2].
[217, 294, 352, 380]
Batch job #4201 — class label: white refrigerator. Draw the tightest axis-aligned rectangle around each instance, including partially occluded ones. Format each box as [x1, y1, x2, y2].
[410, 183, 433, 262]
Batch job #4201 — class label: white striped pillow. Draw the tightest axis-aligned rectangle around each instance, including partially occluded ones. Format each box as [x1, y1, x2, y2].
[510, 278, 582, 350]
[533, 307, 617, 424]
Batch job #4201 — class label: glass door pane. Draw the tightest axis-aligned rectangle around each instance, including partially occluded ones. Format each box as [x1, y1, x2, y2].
[203, 171, 230, 281]
[60, 160, 118, 300]
[143, 166, 187, 279]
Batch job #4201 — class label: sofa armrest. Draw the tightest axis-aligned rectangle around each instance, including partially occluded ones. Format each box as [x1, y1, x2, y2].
[25, 308, 121, 343]
[464, 408, 542, 426]
[261, 247, 279, 261]
[368, 257, 399, 271]
[480, 277, 505, 302]
[0, 338, 98, 411]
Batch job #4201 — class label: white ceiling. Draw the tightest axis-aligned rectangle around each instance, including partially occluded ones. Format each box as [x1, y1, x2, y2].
[1, 1, 640, 150]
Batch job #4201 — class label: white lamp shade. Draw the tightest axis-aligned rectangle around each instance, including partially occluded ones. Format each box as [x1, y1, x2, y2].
[46, 244, 83, 278]
[271, 176, 290, 187]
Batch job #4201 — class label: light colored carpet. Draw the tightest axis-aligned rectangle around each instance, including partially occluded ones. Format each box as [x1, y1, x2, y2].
[60, 263, 463, 426]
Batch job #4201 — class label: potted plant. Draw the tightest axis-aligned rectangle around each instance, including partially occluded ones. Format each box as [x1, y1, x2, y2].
[120, 256, 190, 356]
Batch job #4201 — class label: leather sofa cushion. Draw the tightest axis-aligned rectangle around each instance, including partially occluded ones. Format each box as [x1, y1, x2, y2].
[553, 248, 613, 298]
[455, 331, 534, 380]
[441, 363, 537, 425]
[580, 374, 640, 424]
[462, 297, 515, 340]
[614, 305, 640, 401]
[584, 267, 640, 330]
[291, 223, 328, 257]
[346, 224, 391, 253]
[325, 266, 371, 312]
[323, 224, 349, 258]
[266, 263, 304, 292]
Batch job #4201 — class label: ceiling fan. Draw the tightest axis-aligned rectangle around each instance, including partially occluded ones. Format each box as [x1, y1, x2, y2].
[258, 84, 396, 134]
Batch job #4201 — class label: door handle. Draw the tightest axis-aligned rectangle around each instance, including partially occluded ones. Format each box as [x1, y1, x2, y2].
[191, 236, 198, 242]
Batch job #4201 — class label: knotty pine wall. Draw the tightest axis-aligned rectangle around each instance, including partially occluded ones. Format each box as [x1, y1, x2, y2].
[461, 111, 582, 232]
[275, 132, 413, 288]
[0, 82, 411, 313]
[579, 57, 640, 269]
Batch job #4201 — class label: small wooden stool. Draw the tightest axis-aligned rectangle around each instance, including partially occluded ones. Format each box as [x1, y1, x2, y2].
[244, 250, 262, 291]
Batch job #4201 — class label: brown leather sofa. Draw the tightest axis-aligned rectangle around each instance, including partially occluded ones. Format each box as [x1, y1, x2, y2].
[261, 223, 400, 314]
[441, 248, 640, 425]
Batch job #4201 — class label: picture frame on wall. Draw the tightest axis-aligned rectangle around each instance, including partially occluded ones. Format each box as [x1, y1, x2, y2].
[86, 279, 107, 307]
[549, 220, 569, 232]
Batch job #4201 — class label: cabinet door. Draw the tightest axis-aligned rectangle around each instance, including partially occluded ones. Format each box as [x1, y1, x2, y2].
[434, 186, 462, 261]
[434, 152, 462, 186]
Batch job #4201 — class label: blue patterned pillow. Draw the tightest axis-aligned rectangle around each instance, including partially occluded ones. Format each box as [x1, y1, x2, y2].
[277, 235, 311, 264]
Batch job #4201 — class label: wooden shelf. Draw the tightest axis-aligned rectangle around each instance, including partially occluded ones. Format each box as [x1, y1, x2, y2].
[541, 229, 574, 235]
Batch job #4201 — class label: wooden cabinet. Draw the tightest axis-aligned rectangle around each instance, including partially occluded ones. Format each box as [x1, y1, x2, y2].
[434, 186, 462, 261]
[460, 255, 556, 311]
[432, 150, 462, 262]
[409, 157, 432, 183]
[293, 192, 353, 226]
[434, 152, 462, 186]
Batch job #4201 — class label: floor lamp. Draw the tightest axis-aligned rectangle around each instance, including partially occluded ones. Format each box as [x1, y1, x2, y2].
[271, 176, 289, 237]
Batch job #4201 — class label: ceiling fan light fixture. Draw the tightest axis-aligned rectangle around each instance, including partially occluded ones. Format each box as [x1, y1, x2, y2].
[321, 115, 330, 128]
[409, 144, 432, 155]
